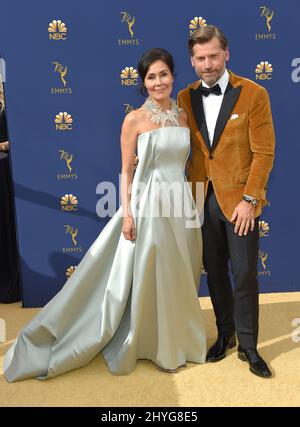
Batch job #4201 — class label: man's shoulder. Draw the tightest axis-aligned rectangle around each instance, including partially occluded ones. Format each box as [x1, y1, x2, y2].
[231, 71, 268, 94]
[178, 80, 200, 99]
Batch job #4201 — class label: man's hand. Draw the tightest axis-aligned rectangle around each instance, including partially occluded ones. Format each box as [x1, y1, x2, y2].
[231, 200, 256, 236]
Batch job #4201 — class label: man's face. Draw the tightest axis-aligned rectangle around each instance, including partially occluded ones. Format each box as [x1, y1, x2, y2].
[190, 37, 229, 87]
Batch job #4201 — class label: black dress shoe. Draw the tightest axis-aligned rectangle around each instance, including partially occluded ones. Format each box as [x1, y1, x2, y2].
[206, 334, 236, 362]
[238, 347, 272, 378]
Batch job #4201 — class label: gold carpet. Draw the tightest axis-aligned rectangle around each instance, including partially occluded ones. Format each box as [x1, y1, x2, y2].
[0, 292, 299, 407]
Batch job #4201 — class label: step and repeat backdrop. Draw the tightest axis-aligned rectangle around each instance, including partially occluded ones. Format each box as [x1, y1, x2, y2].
[0, 0, 299, 306]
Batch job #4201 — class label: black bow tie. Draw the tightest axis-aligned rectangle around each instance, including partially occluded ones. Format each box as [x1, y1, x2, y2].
[199, 84, 222, 97]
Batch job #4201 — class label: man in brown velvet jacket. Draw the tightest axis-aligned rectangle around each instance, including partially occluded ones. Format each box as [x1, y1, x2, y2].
[178, 25, 275, 378]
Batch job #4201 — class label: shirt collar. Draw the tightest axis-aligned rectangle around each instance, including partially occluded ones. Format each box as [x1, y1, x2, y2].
[202, 68, 229, 94]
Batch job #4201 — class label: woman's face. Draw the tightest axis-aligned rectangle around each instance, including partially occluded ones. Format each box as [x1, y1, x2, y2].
[143, 60, 173, 102]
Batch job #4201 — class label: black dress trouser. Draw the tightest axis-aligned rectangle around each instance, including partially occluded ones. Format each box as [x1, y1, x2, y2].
[202, 182, 259, 350]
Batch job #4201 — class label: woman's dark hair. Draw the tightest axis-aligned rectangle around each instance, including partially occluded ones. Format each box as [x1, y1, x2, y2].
[138, 48, 175, 96]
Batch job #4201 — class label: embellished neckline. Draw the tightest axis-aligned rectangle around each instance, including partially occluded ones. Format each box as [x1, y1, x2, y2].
[141, 97, 182, 128]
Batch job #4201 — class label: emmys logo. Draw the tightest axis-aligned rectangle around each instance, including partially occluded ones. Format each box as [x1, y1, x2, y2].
[55, 112, 73, 130]
[291, 58, 300, 83]
[258, 250, 271, 276]
[66, 265, 77, 279]
[260, 6, 274, 32]
[255, 61, 273, 80]
[61, 194, 78, 212]
[119, 11, 139, 46]
[51, 62, 72, 95]
[189, 17, 207, 36]
[256, 7, 276, 40]
[48, 19, 67, 40]
[120, 67, 138, 86]
[124, 104, 135, 114]
[63, 225, 83, 253]
[57, 150, 78, 180]
[259, 220, 270, 237]
[54, 62, 67, 86]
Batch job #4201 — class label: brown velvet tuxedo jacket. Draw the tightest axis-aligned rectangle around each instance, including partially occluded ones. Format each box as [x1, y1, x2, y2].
[178, 70, 275, 221]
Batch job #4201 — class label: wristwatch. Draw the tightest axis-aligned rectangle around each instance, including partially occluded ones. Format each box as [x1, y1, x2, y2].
[243, 195, 258, 206]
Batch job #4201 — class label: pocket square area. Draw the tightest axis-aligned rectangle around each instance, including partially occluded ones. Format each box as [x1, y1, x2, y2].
[230, 114, 239, 120]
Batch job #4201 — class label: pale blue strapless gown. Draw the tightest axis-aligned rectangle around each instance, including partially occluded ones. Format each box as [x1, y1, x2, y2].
[4, 127, 207, 382]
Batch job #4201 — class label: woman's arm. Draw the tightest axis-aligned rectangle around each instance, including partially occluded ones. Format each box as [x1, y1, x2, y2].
[120, 111, 139, 240]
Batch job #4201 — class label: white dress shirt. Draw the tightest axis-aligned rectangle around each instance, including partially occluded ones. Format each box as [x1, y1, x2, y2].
[202, 69, 229, 145]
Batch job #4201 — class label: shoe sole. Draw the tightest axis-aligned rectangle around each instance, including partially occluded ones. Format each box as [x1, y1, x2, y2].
[238, 353, 272, 378]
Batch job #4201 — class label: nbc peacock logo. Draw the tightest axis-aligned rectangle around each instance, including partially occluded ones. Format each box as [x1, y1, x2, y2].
[255, 61, 273, 80]
[66, 265, 77, 279]
[55, 112, 73, 131]
[61, 194, 78, 212]
[48, 19, 67, 40]
[189, 17, 207, 36]
[120, 67, 138, 86]
[259, 220, 270, 238]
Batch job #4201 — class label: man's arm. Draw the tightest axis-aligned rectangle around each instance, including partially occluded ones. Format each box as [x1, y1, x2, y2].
[231, 85, 275, 236]
[244, 86, 275, 199]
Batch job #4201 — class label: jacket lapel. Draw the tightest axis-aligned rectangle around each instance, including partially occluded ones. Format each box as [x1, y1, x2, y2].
[190, 84, 211, 152]
[211, 82, 242, 151]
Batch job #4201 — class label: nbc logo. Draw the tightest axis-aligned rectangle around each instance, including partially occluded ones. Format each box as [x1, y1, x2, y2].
[189, 17, 207, 35]
[48, 19, 67, 40]
[55, 112, 73, 131]
[255, 61, 273, 80]
[259, 220, 270, 237]
[66, 266, 77, 279]
[120, 67, 138, 86]
[61, 194, 78, 212]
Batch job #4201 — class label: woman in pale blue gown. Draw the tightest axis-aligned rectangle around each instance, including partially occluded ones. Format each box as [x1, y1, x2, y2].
[4, 49, 207, 382]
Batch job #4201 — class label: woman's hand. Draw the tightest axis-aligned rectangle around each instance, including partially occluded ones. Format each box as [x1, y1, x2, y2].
[122, 216, 136, 241]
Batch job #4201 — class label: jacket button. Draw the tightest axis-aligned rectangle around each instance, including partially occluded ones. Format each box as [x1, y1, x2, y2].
[209, 154, 214, 159]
